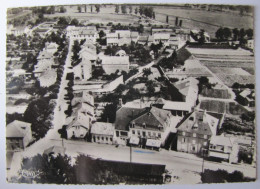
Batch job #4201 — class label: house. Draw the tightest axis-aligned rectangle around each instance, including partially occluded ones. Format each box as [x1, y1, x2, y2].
[72, 91, 95, 117]
[208, 135, 239, 163]
[73, 59, 92, 81]
[137, 35, 148, 45]
[115, 50, 127, 57]
[66, 111, 92, 140]
[66, 26, 98, 42]
[6, 120, 32, 151]
[38, 69, 57, 87]
[153, 33, 170, 45]
[128, 107, 172, 150]
[176, 110, 219, 155]
[91, 122, 114, 144]
[7, 26, 30, 36]
[237, 89, 255, 107]
[152, 28, 173, 35]
[246, 39, 254, 50]
[106, 30, 138, 46]
[100, 56, 130, 74]
[154, 77, 199, 116]
[114, 107, 146, 145]
[45, 42, 58, 54]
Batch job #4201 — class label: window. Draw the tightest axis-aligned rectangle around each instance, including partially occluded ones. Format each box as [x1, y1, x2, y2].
[97, 136, 100, 140]
[182, 131, 185, 136]
[106, 137, 108, 141]
[137, 131, 140, 136]
[148, 132, 151, 136]
[189, 117, 194, 121]
[158, 133, 161, 138]
[193, 133, 196, 137]
[110, 138, 113, 142]
[102, 137, 104, 141]
[143, 131, 146, 137]
[182, 138, 186, 143]
[132, 130, 135, 135]
[204, 135, 207, 139]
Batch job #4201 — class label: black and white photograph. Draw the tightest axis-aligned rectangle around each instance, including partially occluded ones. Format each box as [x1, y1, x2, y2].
[3, 0, 258, 186]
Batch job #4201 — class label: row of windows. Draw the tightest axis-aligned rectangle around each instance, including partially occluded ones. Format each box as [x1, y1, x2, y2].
[132, 130, 161, 138]
[94, 136, 113, 142]
[181, 137, 207, 146]
[73, 35, 95, 37]
[182, 131, 208, 139]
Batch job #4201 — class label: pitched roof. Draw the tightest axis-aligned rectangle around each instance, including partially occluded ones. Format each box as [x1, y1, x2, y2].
[101, 56, 129, 65]
[115, 107, 146, 131]
[210, 135, 233, 147]
[176, 111, 219, 136]
[6, 120, 31, 138]
[91, 122, 114, 135]
[130, 107, 171, 130]
[66, 111, 90, 130]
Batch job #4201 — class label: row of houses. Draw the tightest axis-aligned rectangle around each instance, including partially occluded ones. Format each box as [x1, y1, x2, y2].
[33, 42, 59, 87]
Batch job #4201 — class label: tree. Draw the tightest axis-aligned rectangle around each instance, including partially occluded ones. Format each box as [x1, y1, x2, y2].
[91, 5, 93, 12]
[95, 4, 100, 13]
[60, 6, 66, 13]
[135, 7, 138, 14]
[98, 30, 106, 39]
[139, 6, 144, 15]
[70, 18, 79, 26]
[143, 68, 152, 77]
[246, 28, 253, 39]
[198, 29, 206, 44]
[121, 5, 127, 14]
[232, 28, 240, 41]
[166, 15, 169, 23]
[223, 27, 232, 40]
[129, 6, 133, 14]
[100, 103, 118, 123]
[77, 5, 81, 13]
[84, 5, 87, 12]
[153, 12, 155, 19]
[215, 27, 224, 41]
[115, 5, 119, 14]
[19, 154, 75, 184]
[57, 17, 69, 25]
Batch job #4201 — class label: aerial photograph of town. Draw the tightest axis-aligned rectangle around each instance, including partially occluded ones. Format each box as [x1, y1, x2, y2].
[5, 2, 256, 185]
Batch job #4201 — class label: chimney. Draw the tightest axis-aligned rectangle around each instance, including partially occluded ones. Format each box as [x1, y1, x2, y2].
[179, 20, 183, 27]
[119, 98, 123, 107]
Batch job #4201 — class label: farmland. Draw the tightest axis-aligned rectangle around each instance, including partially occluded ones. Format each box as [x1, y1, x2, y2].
[153, 6, 253, 37]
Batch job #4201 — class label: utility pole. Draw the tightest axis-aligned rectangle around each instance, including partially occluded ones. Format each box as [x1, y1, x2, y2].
[130, 144, 132, 163]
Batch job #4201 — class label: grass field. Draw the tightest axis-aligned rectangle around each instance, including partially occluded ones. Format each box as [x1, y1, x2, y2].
[153, 6, 253, 37]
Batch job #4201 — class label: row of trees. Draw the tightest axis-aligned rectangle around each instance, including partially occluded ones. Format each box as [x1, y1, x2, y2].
[115, 5, 155, 19]
[77, 5, 100, 13]
[18, 154, 134, 184]
[215, 27, 253, 41]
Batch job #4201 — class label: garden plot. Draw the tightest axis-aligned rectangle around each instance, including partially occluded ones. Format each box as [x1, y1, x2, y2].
[209, 67, 251, 76]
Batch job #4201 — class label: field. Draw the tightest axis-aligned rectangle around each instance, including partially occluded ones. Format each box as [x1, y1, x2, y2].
[44, 5, 140, 24]
[153, 6, 253, 37]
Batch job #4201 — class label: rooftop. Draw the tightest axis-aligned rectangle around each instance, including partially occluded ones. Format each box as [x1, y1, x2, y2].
[6, 120, 31, 138]
[91, 122, 114, 136]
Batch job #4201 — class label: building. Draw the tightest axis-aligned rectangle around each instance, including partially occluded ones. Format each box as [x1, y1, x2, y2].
[246, 39, 254, 50]
[106, 30, 139, 46]
[66, 26, 98, 43]
[153, 33, 170, 45]
[66, 111, 92, 140]
[72, 91, 95, 117]
[128, 107, 172, 150]
[6, 120, 32, 151]
[7, 26, 30, 36]
[176, 110, 219, 155]
[73, 59, 92, 81]
[208, 135, 239, 163]
[100, 56, 130, 74]
[91, 122, 114, 144]
[114, 107, 146, 145]
[154, 77, 199, 117]
[152, 28, 173, 35]
[237, 89, 255, 107]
